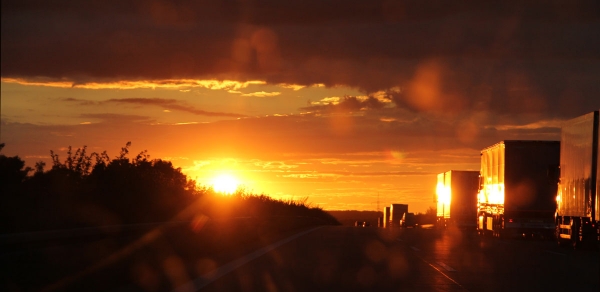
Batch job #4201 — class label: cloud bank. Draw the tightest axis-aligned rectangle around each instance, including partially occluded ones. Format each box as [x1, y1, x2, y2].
[3, 0, 599, 120]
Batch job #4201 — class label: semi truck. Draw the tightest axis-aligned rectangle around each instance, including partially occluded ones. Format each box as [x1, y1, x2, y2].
[400, 212, 416, 228]
[555, 110, 599, 248]
[383, 206, 390, 228]
[477, 140, 560, 238]
[436, 170, 479, 229]
[390, 204, 408, 228]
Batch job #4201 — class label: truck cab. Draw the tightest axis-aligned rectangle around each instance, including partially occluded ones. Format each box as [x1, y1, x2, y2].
[401, 212, 416, 228]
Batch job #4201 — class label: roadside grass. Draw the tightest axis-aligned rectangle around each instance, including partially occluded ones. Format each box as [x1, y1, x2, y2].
[2, 192, 339, 292]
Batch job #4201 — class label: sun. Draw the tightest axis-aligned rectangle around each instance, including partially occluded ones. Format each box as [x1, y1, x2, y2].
[211, 174, 240, 194]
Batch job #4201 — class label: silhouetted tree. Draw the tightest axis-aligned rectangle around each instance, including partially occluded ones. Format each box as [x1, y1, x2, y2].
[0, 143, 31, 190]
[2, 142, 338, 233]
[1, 143, 34, 232]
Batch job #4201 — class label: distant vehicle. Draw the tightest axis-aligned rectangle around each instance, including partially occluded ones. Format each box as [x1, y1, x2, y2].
[400, 212, 416, 228]
[390, 204, 408, 228]
[477, 140, 560, 238]
[354, 221, 370, 227]
[436, 170, 479, 229]
[555, 110, 600, 248]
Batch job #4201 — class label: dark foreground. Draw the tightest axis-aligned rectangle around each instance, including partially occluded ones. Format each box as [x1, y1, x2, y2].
[3, 224, 599, 292]
[1, 217, 325, 292]
[200, 226, 599, 292]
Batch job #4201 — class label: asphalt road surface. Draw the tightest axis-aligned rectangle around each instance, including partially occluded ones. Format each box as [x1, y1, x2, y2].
[192, 226, 599, 292]
[3, 225, 598, 292]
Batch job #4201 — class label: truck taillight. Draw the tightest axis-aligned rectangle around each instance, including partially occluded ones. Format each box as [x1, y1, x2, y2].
[509, 218, 513, 223]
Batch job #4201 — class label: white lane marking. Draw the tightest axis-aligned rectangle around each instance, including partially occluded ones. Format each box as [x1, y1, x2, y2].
[419, 257, 468, 291]
[172, 226, 323, 292]
[408, 246, 467, 290]
[544, 250, 566, 256]
[437, 261, 457, 272]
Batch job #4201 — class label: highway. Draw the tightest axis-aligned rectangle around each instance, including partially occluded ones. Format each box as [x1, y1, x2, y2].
[3, 225, 599, 292]
[195, 226, 598, 292]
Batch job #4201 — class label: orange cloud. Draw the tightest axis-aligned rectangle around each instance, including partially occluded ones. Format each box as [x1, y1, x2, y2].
[1, 78, 265, 91]
[240, 91, 281, 97]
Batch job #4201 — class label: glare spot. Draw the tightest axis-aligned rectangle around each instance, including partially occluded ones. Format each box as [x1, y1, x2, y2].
[356, 265, 377, 287]
[163, 256, 190, 290]
[389, 151, 406, 160]
[388, 252, 409, 278]
[196, 258, 217, 277]
[131, 262, 160, 291]
[212, 174, 240, 194]
[364, 240, 387, 263]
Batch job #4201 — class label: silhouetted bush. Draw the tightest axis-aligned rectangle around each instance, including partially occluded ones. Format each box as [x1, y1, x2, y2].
[0, 142, 338, 233]
[199, 190, 339, 225]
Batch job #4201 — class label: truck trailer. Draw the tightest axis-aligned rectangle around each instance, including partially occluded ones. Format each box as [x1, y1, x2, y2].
[383, 206, 390, 228]
[436, 170, 479, 229]
[390, 204, 408, 228]
[477, 140, 560, 238]
[555, 110, 599, 248]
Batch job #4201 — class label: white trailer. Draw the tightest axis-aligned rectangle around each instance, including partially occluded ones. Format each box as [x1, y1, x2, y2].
[436, 170, 479, 229]
[477, 140, 560, 238]
[556, 110, 600, 249]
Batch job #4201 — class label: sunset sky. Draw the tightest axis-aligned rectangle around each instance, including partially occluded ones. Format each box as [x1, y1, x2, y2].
[2, 1, 599, 213]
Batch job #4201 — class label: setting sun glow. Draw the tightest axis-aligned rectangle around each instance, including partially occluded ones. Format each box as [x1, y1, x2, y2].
[211, 174, 240, 194]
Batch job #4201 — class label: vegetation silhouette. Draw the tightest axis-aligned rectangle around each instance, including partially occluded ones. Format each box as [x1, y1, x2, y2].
[1, 142, 339, 292]
[0, 142, 339, 234]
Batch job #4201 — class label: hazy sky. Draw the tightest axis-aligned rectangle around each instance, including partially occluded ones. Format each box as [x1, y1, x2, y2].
[2, 0, 599, 213]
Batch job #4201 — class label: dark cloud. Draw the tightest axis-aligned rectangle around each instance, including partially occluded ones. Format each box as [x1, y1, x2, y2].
[2, 0, 599, 119]
[105, 98, 248, 118]
[61, 97, 248, 118]
[62, 97, 99, 106]
[79, 113, 155, 124]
